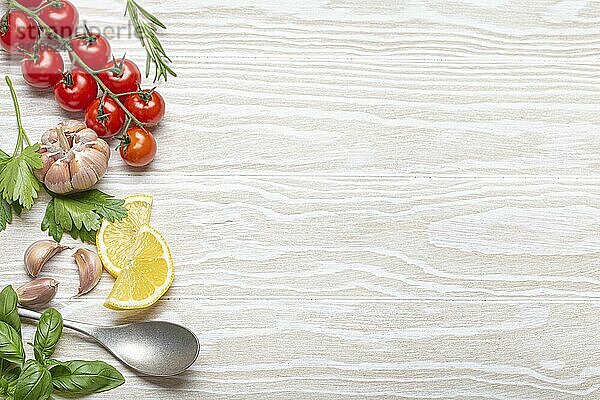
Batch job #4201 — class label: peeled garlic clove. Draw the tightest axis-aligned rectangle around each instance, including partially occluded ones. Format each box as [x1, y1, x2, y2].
[73, 248, 102, 297]
[16, 278, 59, 309]
[24, 240, 69, 277]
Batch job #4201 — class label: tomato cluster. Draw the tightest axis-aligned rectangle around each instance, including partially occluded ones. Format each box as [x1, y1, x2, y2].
[0, 0, 165, 167]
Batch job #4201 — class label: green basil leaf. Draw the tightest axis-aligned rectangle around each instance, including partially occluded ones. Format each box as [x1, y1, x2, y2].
[33, 309, 62, 362]
[48, 364, 69, 380]
[0, 286, 20, 334]
[0, 321, 24, 365]
[13, 360, 52, 400]
[2, 366, 20, 384]
[52, 360, 124, 394]
[1, 359, 21, 385]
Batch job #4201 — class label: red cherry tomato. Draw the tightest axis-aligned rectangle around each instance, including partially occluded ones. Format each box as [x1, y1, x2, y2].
[119, 127, 157, 167]
[98, 59, 141, 94]
[124, 89, 165, 125]
[54, 68, 98, 112]
[15, 0, 45, 9]
[0, 11, 39, 54]
[38, 0, 78, 39]
[69, 32, 111, 71]
[21, 45, 64, 89]
[85, 97, 126, 138]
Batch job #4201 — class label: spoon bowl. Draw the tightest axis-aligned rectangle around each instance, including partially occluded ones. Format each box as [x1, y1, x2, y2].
[19, 308, 200, 377]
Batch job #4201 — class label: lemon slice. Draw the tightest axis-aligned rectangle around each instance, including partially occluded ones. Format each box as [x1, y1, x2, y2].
[104, 225, 174, 310]
[97, 194, 153, 277]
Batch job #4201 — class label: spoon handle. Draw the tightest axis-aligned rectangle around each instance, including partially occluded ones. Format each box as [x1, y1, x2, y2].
[18, 307, 94, 336]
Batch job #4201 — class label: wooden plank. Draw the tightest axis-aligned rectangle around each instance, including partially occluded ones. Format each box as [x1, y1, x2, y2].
[12, 299, 597, 399]
[66, 0, 600, 60]
[2, 176, 599, 300]
[2, 61, 600, 176]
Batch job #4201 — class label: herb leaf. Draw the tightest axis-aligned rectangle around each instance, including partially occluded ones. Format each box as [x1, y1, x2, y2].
[0, 145, 42, 209]
[0, 149, 9, 167]
[0, 198, 12, 233]
[0, 286, 20, 335]
[33, 309, 63, 363]
[51, 360, 125, 394]
[125, 0, 176, 81]
[0, 321, 24, 365]
[42, 190, 127, 243]
[13, 360, 52, 400]
[67, 226, 97, 244]
[1, 361, 21, 384]
[41, 200, 63, 243]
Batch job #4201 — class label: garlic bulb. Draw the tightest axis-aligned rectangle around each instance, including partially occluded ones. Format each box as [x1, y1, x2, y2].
[36, 120, 110, 194]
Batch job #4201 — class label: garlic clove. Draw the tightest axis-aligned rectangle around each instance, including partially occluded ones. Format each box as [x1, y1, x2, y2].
[16, 278, 59, 309]
[73, 128, 98, 145]
[24, 240, 69, 277]
[61, 120, 86, 134]
[73, 248, 103, 297]
[35, 152, 52, 181]
[91, 137, 110, 160]
[82, 148, 109, 179]
[70, 154, 100, 191]
[45, 159, 74, 194]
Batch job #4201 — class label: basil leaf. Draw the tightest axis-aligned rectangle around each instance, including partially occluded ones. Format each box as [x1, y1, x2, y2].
[52, 360, 124, 394]
[13, 360, 52, 400]
[0, 321, 24, 365]
[48, 364, 69, 379]
[2, 366, 20, 384]
[1, 359, 21, 384]
[33, 309, 62, 362]
[0, 286, 20, 334]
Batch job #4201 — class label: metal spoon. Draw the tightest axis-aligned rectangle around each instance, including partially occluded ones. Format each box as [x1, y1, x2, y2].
[18, 308, 200, 376]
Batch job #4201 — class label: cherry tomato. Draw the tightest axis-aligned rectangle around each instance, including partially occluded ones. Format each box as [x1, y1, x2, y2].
[85, 97, 126, 138]
[119, 127, 157, 167]
[54, 68, 98, 112]
[21, 45, 64, 89]
[38, 0, 78, 39]
[98, 59, 141, 94]
[15, 0, 45, 9]
[0, 11, 39, 54]
[124, 89, 165, 125]
[69, 32, 111, 71]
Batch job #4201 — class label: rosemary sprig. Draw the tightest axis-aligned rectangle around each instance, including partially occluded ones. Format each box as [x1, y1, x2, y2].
[125, 0, 176, 82]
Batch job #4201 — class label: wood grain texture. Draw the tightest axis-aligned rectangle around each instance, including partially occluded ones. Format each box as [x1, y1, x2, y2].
[69, 0, 600, 60]
[1, 0, 599, 398]
[2, 176, 600, 300]
[13, 299, 600, 399]
[4, 61, 600, 176]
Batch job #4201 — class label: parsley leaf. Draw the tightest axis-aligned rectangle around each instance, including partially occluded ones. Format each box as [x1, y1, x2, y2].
[0, 148, 10, 169]
[42, 190, 127, 243]
[41, 200, 63, 243]
[0, 144, 42, 209]
[0, 199, 12, 233]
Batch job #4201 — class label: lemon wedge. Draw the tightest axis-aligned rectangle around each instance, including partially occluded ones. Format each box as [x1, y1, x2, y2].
[97, 194, 153, 277]
[104, 225, 174, 310]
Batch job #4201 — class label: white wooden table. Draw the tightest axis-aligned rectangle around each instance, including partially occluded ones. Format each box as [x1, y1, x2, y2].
[1, 0, 600, 398]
